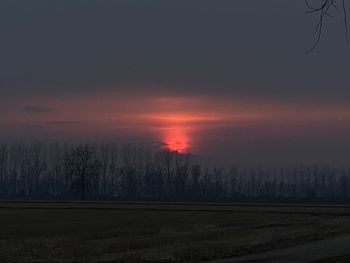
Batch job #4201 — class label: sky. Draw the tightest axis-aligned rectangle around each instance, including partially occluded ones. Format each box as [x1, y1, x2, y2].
[1, 0, 350, 166]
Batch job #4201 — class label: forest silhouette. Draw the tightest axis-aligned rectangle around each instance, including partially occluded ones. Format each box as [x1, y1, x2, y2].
[0, 142, 349, 202]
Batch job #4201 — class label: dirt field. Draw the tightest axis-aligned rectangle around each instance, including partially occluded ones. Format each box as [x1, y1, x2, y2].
[0, 201, 350, 262]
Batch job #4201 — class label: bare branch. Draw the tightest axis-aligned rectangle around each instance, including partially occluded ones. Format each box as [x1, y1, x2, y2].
[305, 0, 348, 52]
[343, 0, 349, 43]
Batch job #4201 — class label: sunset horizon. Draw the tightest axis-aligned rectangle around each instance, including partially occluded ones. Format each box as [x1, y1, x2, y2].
[1, 1, 350, 262]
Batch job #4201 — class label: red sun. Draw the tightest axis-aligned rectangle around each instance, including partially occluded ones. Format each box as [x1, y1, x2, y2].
[164, 133, 188, 153]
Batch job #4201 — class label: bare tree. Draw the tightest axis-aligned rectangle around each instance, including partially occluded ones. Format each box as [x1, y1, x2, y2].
[158, 150, 174, 198]
[99, 143, 109, 196]
[64, 144, 101, 200]
[0, 144, 8, 196]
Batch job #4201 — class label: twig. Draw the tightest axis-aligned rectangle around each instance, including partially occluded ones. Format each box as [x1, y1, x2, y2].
[305, 0, 348, 52]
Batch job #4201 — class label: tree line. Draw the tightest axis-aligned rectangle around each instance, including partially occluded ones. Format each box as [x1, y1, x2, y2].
[0, 142, 350, 201]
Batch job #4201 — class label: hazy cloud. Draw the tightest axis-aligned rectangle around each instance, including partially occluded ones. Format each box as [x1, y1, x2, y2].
[38, 121, 82, 125]
[21, 105, 54, 114]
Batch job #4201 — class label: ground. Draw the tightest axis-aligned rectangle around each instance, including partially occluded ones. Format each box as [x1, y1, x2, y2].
[0, 201, 350, 262]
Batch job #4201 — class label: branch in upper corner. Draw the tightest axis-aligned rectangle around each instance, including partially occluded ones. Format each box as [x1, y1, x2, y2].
[305, 0, 348, 53]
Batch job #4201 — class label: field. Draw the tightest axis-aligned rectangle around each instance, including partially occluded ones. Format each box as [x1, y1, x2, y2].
[1, 201, 350, 262]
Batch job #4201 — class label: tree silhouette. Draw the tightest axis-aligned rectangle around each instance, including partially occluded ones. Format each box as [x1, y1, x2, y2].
[0, 142, 350, 202]
[64, 144, 101, 200]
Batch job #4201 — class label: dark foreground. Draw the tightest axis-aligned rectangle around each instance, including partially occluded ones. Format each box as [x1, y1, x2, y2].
[1, 201, 350, 262]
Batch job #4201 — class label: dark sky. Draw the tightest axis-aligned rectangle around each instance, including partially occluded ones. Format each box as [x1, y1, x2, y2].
[1, 0, 350, 166]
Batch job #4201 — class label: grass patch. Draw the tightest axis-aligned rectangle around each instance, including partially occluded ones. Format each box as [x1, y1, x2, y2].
[1, 203, 350, 262]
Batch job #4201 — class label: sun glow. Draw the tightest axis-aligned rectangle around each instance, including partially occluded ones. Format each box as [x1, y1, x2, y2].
[164, 129, 189, 153]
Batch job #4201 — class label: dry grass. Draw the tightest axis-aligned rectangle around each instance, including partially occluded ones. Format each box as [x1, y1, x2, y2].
[0, 202, 349, 262]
